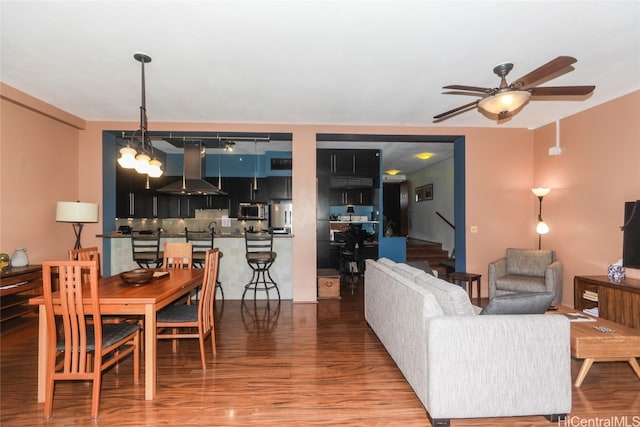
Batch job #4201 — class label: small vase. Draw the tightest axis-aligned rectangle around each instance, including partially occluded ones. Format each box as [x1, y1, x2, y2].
[11, 248, 28, 267]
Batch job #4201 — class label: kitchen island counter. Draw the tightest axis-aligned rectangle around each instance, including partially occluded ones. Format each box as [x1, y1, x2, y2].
[98, 234, 293, 300]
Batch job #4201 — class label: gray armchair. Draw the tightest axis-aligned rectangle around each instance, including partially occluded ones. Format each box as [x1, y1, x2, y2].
[488, 248, 563, 305]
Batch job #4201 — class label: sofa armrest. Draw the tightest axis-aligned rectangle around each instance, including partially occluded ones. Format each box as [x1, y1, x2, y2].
[487, 257, 506, 299]
[425, 315, 571, 419]
[545, 260, 563, 303]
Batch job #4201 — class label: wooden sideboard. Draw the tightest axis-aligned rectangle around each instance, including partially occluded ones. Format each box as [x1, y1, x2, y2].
[574, 275, 640, 330]
[0, 265, 43, 323]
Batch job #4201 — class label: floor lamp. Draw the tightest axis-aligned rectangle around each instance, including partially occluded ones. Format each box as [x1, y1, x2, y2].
[531, 188, 550, 249]
[56, 201, 99, 249]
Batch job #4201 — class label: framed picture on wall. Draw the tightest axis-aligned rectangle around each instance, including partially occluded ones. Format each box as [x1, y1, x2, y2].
[415, 184, 434, 202]
[424, 183, 433, 200]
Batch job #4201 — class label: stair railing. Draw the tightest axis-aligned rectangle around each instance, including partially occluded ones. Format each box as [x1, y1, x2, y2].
[436, 211, 455, 230]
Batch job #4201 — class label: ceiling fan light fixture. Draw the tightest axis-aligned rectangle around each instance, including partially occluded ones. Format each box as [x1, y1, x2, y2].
[479, 90, 531, 115]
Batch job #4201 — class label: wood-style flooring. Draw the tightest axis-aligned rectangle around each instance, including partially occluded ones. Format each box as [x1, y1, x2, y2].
[2, 277, 639, 426]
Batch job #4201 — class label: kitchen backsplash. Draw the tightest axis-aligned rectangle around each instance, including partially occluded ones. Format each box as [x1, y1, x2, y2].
[114, 209, 268, 234]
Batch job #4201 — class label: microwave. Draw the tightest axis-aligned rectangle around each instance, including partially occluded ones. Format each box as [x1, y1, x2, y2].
[238, 203, 266, 220]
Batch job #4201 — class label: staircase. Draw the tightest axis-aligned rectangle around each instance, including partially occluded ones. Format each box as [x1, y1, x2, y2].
[406, 238, 453, 278]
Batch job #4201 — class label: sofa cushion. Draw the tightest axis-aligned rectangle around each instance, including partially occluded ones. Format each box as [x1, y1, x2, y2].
[415, 274, 476, 316]
[406, 260, 436, 276]
[495, 276, 546, 293]
[480, 292, 555, 315]
[389, 262, 427, 281]
[506, 248, 553, 277]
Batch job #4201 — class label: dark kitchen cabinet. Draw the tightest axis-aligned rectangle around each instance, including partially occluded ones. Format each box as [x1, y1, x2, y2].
[267, 176, 292, 200]
[116, 168, 155, 218]
[329, 188, 373, 206]
[317, 149, 380, 178]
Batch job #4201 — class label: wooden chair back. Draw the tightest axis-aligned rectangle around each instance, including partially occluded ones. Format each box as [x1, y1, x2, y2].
[163, 242, 193, 269]
[199, 248, 221, 336]
[69, 247, 101, 281]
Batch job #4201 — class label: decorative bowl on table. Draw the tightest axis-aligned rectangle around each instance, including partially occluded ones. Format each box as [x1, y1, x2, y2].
[119, 269, 154, 285]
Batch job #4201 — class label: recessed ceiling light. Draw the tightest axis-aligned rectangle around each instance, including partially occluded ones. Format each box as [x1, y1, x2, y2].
[386, 169, 401, 175]
[415, 152, 433, 160]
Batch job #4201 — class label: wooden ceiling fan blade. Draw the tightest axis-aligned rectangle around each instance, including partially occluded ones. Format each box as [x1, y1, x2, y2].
[443, 85, 491, 93]
[512, 56, 577, 88]
[433, 100, 479, 120]
[530, 85, 596, 96]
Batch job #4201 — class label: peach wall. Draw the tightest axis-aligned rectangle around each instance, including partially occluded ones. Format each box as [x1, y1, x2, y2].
[533, 90, 640, 306]
[5, 82, 637, 305]
[0, 91, 84, 262]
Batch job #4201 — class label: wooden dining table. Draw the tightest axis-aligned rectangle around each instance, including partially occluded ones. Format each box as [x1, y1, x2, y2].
[29, 267, 204, 401]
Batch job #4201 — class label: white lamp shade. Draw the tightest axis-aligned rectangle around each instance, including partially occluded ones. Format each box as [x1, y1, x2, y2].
[479, 90, 531, 115]
[117, 147, 138, 168]
[531, 187, 551, 197]
[134, 153, 151, 174]
[536, 221, 550, 235]
[147, 159, 164, 177]
[56, 201, 99, 223]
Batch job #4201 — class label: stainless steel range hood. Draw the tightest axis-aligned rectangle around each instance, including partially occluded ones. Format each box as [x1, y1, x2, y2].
[158, 141, 226, 195]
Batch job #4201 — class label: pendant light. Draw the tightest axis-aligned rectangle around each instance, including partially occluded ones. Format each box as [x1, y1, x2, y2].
[117, 52, 163, 178]
[217, 137, 223, 191]
[253, 140, 258, 191]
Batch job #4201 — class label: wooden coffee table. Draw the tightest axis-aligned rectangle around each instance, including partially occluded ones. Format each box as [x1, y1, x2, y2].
[556, 306, 640, 386]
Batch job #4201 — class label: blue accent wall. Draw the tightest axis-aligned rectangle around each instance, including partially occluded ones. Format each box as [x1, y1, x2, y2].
[102, 132, 117, 277]
[454, 136, 466, 272]
[163, 151, 293, 178]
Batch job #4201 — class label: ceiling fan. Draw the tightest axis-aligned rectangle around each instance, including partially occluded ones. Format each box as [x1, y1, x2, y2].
[433, 56, 595, 121]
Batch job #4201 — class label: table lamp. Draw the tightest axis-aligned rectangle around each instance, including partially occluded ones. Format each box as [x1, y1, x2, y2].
[56, 201, 99, 249]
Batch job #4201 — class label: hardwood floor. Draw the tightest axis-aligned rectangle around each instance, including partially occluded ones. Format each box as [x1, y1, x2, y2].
[2, 278, 639, 426]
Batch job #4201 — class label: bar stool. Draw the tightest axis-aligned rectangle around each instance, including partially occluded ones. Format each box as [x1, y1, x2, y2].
[449, 272, 482, 305]
[186, 228, 224, 300]
[242, 229, 280, 301]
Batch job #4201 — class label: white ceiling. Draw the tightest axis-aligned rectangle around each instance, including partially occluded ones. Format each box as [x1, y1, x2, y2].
[2, 0, 639, 174]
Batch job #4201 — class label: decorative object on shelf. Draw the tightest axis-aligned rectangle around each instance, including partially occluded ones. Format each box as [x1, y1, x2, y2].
[11, 248, 28, 267]
[56, 201, 100, 249]
[0, 253, 10, 271]
[346, 205, 355, 221]
[117, 52, 163, 182]
[531, 187, 550, 249]
[607, 263, 625, 282]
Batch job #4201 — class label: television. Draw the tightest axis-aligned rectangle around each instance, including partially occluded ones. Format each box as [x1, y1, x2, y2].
[622, 200, 640, 269]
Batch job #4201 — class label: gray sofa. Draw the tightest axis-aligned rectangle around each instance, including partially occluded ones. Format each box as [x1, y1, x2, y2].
[364, 257, 571, 426]
[488, 248, 563, 305]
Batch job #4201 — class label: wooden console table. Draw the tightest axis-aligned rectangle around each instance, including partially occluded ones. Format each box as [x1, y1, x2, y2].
[574, 275, 640, 330]
[0, 265, 43, 324]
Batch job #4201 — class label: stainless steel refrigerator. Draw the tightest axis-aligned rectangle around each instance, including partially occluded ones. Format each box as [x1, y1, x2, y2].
[269, 201, 293, 234]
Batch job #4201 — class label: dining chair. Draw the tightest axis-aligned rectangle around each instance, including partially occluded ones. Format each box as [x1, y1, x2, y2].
[42, 260, 141, 420]
[163, 242, 193, 269]
[68, 247, 101, 279]
[186, 228, 224, 300]
[131, 229, 163, 268]
[69, 247, 131, 325]
[156, 248, 220, 370]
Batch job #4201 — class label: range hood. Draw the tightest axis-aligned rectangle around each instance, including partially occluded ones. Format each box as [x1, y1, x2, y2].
[158, 141, 226, 195]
